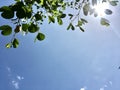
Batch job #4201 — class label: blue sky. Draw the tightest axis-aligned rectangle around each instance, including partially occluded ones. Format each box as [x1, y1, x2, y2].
[0, 0, 120, 90]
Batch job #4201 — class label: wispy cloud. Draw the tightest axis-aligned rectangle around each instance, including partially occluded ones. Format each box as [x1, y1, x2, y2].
[100, 88, 104, 90]
[6, 67, 11, 73]
[6, 66, 24, 89]
[12, 80, 19, 89]
[104, 85, 107, 88]
[80, 86, 87, 90]
[109, 81, 112, 85]
[99, 80, 113, 90]
[16, 75, 24, 80]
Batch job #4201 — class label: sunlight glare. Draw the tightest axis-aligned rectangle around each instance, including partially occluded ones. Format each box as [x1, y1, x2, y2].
[93, 2, 109, 17]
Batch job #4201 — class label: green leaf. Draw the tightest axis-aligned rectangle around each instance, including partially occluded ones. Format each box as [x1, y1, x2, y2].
[36, 33, 45, 41]
[68, 14, 73, 19]
[83, 4, 89, 16]
[100, 18, 110, 26]
[60, 13, 66, 18]
[35, 0, 41, 3]
[67, 23, 75, 30]
[16, 7, 26, 18]
[0, 6, 10, 12]
[67, 23, 72, 30]
[76, 0, 80, 2]
[34, 13, 42, 21]
[14, 25, 21, 33]
[28, 23, 39, 33]
[25, 7, 32, 18]
[76, 20, 83, 27]
[0, 25, 12, 36]
[79, 26, 85, 32]
[22, 24, 29, 32]
[1, 11, 14, 19]
[71, 24, 75, 30]
[109, 1, 118, 6]
[48, 16, 55, 23]
[14, 0, 20, 2]
[5, 43, 12, 48]
[81, 18, 88, 24]
[12, 38, 19, 48]
[57, 17, 63, 25]
[104, 9, 112, 15]
[0, 6, 14, 19]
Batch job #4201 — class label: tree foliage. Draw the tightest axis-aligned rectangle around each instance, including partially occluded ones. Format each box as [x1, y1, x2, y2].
[0, 0, 118, 48]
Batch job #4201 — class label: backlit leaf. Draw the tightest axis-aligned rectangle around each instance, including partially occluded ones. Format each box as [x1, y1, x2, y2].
[5, 43, 12, 48]
[57, 17, 63, 25]
[109, 1, 118, 6]
[100, 18, 110, 26]
[83, 4, 89, 16]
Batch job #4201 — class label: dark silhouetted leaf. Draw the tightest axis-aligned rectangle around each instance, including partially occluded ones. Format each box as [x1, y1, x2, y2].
[35, 13, 42, 21]
[71, 24, 75, 30]
[67, 23, 73, 30]
[22, 24, 29, 32]
[28, 23, 39, 33]
[48, 16, 55, 23]
[0, 6, 10, 12]
[37, 33, 45, 41]
[68, 14, 73, 19]
[79, 26, 85, 32]
[0, 6, 14, 19]
[16, 7, 26, 18]
[81, 18, 88, 24]
[0, 25, 12, 36]
[13, 38, 19, 48]
[60, 13, 66, 18]
[104, 9, 112, 15]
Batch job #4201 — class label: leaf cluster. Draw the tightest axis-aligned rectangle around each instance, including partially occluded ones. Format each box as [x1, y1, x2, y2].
[0, 0, 118, 48]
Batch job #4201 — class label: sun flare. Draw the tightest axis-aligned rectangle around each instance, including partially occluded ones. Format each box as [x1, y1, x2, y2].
[93, 2, 109, 17]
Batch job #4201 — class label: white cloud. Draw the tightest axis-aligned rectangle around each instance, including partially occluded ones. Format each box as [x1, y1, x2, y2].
[100, 88, 104, 90]
[6, 67, 11, 73]
[17, 75, 24, 80]
[80, 87, 87, 90]
[6, 67, 24, 89]
[12, 80, 19, 89]
[104, 85, 108, 88]
[109, 81, 112, 85]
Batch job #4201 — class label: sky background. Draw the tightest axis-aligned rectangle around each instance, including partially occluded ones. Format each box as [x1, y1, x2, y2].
[0, 0, 120, 90]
